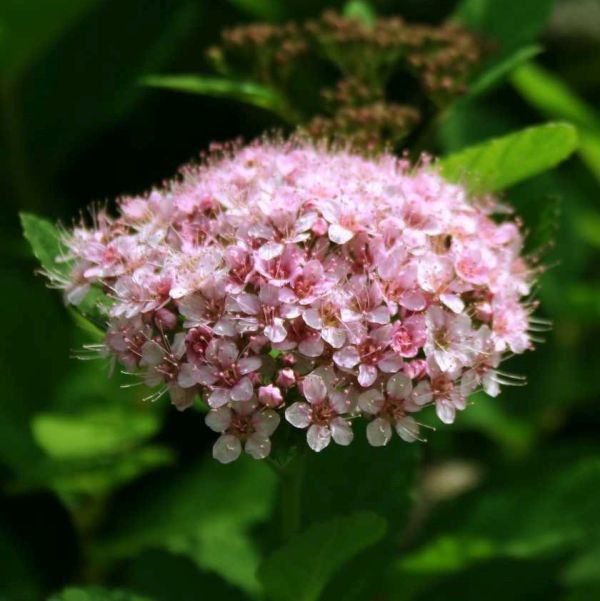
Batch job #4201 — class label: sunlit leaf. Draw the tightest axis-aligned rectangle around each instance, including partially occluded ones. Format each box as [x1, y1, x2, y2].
[562, 542, 600, 586]
[258, 512, 387, 601]
[142, 74, 293, 122]
[19, 446, 173, 502]
[32, 408, 161, 460]
[439, 122, 578, 192]
[466, 45, 541, 98]
[48, 587, 154, 601]
[19, 212, 65, 275]
[343, 1, 377, 26]
[511, 62, 600, 180]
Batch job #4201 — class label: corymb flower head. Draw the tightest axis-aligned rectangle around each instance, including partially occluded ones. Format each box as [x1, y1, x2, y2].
[57, 141, 537, 463]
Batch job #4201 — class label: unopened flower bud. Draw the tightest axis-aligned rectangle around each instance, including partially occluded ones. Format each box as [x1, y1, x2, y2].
[258, 384, 284, 408]
[276, 368, 296, 388]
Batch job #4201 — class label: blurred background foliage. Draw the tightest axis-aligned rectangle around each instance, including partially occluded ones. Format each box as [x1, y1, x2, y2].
[1, 0, 600, 599]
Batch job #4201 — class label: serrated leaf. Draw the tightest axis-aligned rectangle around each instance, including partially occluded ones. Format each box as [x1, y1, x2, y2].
[48, 586, 154, 601]
[141, 74, 293, 122]
[258, 512, 387, 601]
[439, 122, 578, 193]
[99, 458, 276, 594]
[19, 212, 65, 275]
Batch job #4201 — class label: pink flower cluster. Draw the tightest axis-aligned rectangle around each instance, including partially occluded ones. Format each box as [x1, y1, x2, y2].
[60, 142, 535, 463]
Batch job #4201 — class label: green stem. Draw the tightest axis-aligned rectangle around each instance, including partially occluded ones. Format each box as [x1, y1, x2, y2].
[279, 449, 305, 541]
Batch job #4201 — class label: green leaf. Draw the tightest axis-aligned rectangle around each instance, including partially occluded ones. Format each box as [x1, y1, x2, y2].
[466, 45, 541, 99]
[20, 212, 108, 335]
[126, 550, 248, 601]
[402, 452, 600, 571]
[141, 74, 293, 122]
[31, 446, 174, 500]
[48, 587, 154, 601]
[510, 62, 600, 180]
[99, 458, 277, 594]
[19, 212, 65, 275]
[32, 407, 161, 460]
[511, 63, 600, 128]
[562, 542, 600, 586]
[453, 0, 556, 56]
[343, 1, 377, 26]
[398, 536, 495, 575]
[439, 122, 578, 193]
[258, 512, 387, 601]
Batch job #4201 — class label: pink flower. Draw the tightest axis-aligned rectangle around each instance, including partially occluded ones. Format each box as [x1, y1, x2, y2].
[206, 402, 280, 463]
[54, 141, 535, 461]
[358, 373, 420, 446]
[390, 314, 427, 358]
[413, 362, 466, 424]
[424, 306, 473, 372]
[333, 325, 402, 387]
[285, 370, 355, 452]
[177, 339, 261, 408]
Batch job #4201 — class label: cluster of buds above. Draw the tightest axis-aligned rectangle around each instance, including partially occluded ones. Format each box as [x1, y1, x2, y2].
[208, 11, 482, 150]
[57, 142, 535, 463]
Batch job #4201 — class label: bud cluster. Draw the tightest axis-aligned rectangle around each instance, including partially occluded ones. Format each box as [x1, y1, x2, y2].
[58, 142, 534, 463]
[208, 11, 482, 149]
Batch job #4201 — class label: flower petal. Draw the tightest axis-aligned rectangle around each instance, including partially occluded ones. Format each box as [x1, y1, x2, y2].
[358, 389, 385, 414]
[331, 417, 353, 446]
[208, 388, 231, 408]
[395, 416, 419, 442]
[333, 346, 360, 369]
[302, 374, 327, 404]
[230, 377, 254, 402]
[386, 373, 413, 400]
[285, 402, 312, 428]
[205, 407, 232, 433]
[213, 434, 242, 464]
[245, 434, 271, 460]
[366, 417, 392, 447]
[307, 424, 331, 452]
[253, 409, 280, 437]
[358, 364, 378, 387]
[328, 223, 354, 244]
[436, 399, 456, 424]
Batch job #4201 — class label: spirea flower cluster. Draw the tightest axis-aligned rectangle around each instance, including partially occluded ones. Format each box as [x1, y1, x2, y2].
[59, 142, 535, 463]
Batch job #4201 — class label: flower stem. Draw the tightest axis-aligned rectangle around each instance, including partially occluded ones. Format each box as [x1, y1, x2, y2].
[279, 449, 305, 541]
